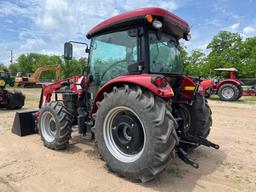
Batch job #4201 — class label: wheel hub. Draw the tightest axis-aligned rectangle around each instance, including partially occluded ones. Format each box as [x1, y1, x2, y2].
[49, 119, 56, 132]
[103, 106, 146, 163]
[111, 113, 144, 155]
[222, 87, 234, 99]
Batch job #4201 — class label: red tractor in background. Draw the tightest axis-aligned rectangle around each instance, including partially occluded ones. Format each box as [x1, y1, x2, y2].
[12, 8, 219, 182]
[200, 68, 243, 101]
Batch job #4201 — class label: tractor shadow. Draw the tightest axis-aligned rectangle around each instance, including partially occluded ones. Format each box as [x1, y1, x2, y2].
[55, 130, 226, 191]
[61, 133, 98, 155]
[143, 147, 227, 192]
[0, 107, 38, 115]
[0, 108, 25, 113]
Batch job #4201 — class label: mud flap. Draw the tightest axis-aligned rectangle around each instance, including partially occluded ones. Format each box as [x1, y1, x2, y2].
[12, 110, 38, 136]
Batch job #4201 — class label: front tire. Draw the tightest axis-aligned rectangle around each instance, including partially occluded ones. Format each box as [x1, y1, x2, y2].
[39, 101, 72, 150]
[95, 85, 178, 182]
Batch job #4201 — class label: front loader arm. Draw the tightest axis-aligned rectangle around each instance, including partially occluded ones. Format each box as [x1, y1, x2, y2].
[39, 75, 85, 108]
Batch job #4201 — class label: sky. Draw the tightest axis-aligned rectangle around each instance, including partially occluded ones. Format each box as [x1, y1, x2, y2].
[0, 0, 256, 66]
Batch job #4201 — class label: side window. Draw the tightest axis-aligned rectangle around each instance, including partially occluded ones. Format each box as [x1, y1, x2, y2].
[89, 30, 138, 86]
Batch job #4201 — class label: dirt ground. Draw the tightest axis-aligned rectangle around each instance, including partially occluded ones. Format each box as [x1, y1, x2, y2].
[0, 89, 256, 192]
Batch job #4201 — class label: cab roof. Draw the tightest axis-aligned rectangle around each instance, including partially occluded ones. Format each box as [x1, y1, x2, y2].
[86, 7, 190, 39]
[214, 68, 238, 72]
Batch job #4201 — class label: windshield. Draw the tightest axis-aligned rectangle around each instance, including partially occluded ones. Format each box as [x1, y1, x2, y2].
[149, 31, 182, 74]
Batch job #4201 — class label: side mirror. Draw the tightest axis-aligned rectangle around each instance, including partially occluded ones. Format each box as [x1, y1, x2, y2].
[64, 42, 73, 60]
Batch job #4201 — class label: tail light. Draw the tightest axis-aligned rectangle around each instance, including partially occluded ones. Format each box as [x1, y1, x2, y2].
[145, 15, 153, 23]
[152, 76, 168, 87]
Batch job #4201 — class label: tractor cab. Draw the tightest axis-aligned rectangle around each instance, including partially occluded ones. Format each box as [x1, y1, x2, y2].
[64, 8, 194, 101]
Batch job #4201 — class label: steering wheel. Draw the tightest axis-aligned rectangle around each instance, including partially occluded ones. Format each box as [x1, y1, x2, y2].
[101, 60, 128, 82]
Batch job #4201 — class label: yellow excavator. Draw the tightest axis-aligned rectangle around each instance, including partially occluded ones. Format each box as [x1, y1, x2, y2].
[15, 64, 62, 87]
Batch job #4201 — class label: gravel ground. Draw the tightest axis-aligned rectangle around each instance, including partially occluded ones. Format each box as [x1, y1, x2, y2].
[0, 89, 256, 192]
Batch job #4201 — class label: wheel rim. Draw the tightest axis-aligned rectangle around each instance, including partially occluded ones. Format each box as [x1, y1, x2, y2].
[222, 87, 234, 99]
[103, 106, 146, 163]
[40, 111, 57, 143]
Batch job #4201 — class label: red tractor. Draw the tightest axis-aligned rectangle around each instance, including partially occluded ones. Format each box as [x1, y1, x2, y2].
[13, 8, 219, 182]
[200, 68, 243, 101]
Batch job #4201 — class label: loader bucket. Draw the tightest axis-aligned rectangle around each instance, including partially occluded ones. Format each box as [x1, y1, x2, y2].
[12, 110, 38, 136]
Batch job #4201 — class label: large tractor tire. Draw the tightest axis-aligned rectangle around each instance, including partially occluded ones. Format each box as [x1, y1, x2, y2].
[39, 101, 72, 150]
[237, 85, 243, 100]
[94, 85, 178, 182]
[179, 94, 212, 151]
[218, 83, 240, 101]
[6, 91, 25, 109]
[204, 87, 212, 98]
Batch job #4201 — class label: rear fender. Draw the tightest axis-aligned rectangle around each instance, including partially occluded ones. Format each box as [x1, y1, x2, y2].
[92, 74, 174, 113]
[216, 79, 241, 90]
[179, 76, 197, 102]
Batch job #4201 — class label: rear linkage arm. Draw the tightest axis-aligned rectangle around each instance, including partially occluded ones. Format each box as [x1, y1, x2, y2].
[180, 135, 220, 150]
[176, 135, 219, 169]
[175, 147, 199, 168]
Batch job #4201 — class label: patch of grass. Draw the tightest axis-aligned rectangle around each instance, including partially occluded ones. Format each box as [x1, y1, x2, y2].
[25, 95, 40, 101]
[209, 95, 256, 104]
[209, 95, 220, 100]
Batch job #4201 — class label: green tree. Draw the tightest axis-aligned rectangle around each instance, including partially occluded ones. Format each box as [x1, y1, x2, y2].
[179, 44, 189, 71]
[8, 63, 19, 76]
[207, 31, 243, 76]
[0, 63, 8, 70]
[184, 49, 208, 77]
[207, 31, 256, 78]
[62, 57, 87, 78]
[241, 37, 256, 77]
[8, 53, 87, 80]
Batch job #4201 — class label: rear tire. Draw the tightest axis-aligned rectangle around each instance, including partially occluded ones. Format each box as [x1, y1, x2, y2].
[39, 101, 72, 150]
[218, 83, 240, 101]
[204, 88, 212, 98]
[179, 94, 212, 151]
[94, 85, 178, 182]
[237, 86, 243, 100]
